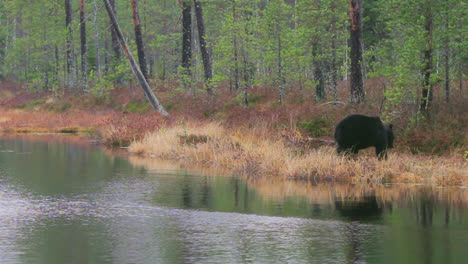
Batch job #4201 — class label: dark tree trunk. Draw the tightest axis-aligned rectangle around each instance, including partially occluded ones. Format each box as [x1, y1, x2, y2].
[313, 41, 326, 101]
[103, 0, 168, 116]
[331, 3, 338, 105]
[93, 0, 102, 83]
[232, 0, 240, 91]
[444, 1, 450, 103]
[181, 0, 192, 72]
[194, 0, 213, 95]
[65, 0, 76, 86]
[421, 3, 433, 112]
[55, 45, 59, 83]
[277, 29, 286, 104]
[80, 0, 87, 91]
[109, 0, 121, 61]
[131, 0, 149, 81]
[104, 39, 109, 73]
[349, 0, 365, 103]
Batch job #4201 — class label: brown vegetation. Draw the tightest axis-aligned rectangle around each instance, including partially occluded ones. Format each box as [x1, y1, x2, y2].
[0, 79, 467, 185]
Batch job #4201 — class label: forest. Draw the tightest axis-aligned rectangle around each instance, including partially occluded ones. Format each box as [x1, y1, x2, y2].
[0, 0, 467, 183]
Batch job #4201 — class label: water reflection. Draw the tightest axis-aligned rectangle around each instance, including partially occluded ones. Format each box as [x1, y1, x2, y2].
[0, 135, 467, 264]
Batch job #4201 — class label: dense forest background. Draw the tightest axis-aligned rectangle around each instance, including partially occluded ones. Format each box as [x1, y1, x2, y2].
[0, 0, 467, 117]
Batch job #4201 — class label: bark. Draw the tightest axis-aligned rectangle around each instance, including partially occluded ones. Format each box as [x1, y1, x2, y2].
[103, 0, 168, 116]
[131, 0, 149, 81]
[93, 0, 102, 83]
[55, 45, 59, 83]
[331, 3, 338, 105]
[80, 0, 87, 91]
[312, 41, 326, 101]
[278, 29, 286, 104]
[421, 3, 433, 112]
[444, 1, 450, 103]
[109, 0, 121, 61]
[194, 0, 213, 95]
[65, 0, 76, 86]
[349, 0, 365, 103]
[181, 0, 192, 72]
[232, 0, 240, 91]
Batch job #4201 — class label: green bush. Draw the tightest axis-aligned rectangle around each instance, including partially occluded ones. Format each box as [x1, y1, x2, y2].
[298, 117, 329, 137]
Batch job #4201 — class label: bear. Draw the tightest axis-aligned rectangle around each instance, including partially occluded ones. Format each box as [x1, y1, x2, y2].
[334, 114, 394, 159]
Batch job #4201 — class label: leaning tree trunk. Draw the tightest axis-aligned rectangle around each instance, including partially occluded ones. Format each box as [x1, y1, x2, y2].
[80, 0, 87, 92]
[103, 0, 168, 116]
[131, 0, 149, 81]
[349, 0, 365, 103]
[194, 0, 213, 95]
[181, 0, 192, 73]
[421, 3, 433, 113]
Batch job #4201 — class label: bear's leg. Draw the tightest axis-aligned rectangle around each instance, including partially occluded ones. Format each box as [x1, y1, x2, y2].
[337, 146, 344, 155]
[350, 147, 359, 160]
[376, 146, 388, 160]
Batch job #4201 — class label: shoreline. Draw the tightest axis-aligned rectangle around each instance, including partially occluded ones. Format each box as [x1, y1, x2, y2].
[0, 120, 466, 187]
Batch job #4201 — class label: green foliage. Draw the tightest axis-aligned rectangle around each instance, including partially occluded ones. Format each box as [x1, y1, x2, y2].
[298, 117, 329, 137]
[17, 98, 46, 109]
[0, 0, 466, 112]
[44, 101, 71, 113]
[124, 99, 152, 114]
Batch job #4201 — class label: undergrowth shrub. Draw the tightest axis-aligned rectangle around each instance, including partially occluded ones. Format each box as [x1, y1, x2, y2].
[298, 117, 329, 137]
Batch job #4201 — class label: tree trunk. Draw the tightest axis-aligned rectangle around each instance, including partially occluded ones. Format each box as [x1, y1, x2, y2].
[181, 0, 192, 73]
[109, 0, 121, 61]
[232, 0, 240, 91]
[93, 0, 102, 83]
[278, 29, 286, 104]
[80, 0, 87, 92]
[421, 3, 433, 112]
[349, 0, 365, 103]
[444, 1, 450, 103]
[194, 0, 213, 95]
[65, 0, 76, 86]
[131, 0, 149, 81]
[313, 40, 326, 101]
[331, 3, 338, 105]
[103, 0, 168, 116]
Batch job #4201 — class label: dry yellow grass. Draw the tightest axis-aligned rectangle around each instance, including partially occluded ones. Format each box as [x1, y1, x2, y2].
[129, 121, 467, 186]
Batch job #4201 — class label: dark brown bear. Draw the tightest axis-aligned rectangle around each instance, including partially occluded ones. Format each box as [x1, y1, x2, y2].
[334, 114, 394, 159]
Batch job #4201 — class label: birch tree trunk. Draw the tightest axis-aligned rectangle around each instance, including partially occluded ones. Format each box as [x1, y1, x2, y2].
[421, 2, 433, 113]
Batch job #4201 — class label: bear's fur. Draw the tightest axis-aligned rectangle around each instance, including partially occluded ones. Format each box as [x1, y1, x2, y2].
[334, 114, 394, 159]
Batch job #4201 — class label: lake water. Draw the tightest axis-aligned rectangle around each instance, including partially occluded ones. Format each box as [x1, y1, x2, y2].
[0, 134, 467, 264]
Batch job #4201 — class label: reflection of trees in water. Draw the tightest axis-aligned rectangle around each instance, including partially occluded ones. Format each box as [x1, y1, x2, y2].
[334, 196, 382, 264]
[345, 222, 363, 264]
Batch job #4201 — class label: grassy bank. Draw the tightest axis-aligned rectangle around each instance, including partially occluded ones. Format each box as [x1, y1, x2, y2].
[1, 80, 467, 185]
[129, 121, 467, 185]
